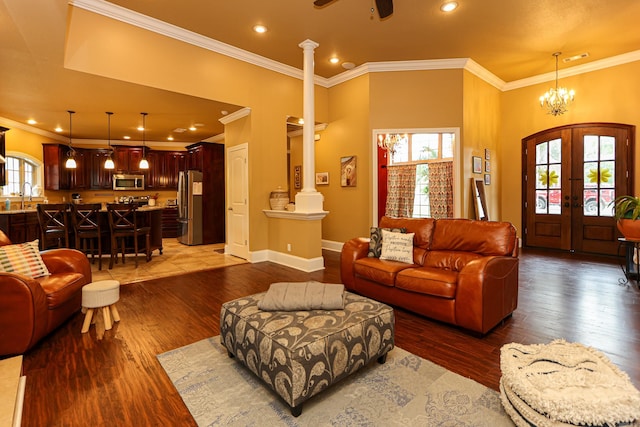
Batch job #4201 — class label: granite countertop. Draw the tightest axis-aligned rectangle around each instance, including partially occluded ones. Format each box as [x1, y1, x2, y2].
[0, 205, 167, 215]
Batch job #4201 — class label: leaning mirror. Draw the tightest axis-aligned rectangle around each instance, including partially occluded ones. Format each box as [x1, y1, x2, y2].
[472, 178, 489, 221]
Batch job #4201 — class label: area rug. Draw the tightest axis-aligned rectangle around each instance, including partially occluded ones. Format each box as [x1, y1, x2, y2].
[157, 336, 515, 426]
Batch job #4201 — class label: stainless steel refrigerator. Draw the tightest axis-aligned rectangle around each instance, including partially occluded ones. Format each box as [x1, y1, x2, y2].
[177, 170, 203, 245]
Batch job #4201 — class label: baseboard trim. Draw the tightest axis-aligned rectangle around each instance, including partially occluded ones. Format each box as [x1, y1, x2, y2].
[248, 250, 325, 272]
[322, 239, 343, 252]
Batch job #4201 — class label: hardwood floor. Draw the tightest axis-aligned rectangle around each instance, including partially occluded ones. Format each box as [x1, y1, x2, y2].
[19, 248, 640, 426]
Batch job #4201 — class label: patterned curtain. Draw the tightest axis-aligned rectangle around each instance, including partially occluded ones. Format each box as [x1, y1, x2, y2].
[385, 165, 416, 218]
[428, 161, 454, 218]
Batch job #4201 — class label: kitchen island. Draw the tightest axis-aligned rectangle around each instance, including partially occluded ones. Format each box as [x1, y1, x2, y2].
[0, 205, 165, 262]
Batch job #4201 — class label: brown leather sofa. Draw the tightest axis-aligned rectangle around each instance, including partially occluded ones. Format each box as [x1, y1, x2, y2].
[341, 217, 519, 335]
[0, 230, 92, 356]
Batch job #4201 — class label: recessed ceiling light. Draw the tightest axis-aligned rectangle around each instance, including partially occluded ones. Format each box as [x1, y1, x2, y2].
[253, 25, 267, 34]
[167, 136, 174, 141]
[329, 57, 340, 64]
[342, 62, 356, 70]
[27, 119, 37, 125]
[55, 126, 63, 132]
[440, 1, 458, 12]
[123, 136, 131, 140]
[189, 126, 197, 131]
[137, 126, 144, 131]
[221, 110, 229, 115]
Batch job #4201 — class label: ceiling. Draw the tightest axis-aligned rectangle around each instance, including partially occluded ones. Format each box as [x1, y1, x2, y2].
[1, 0, 639, 144]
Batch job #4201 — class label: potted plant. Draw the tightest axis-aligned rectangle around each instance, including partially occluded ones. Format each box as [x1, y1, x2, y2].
[611, 195, 640, 239]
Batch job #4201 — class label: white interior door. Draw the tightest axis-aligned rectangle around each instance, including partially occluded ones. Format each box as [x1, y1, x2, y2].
[226, 144, 249, 259]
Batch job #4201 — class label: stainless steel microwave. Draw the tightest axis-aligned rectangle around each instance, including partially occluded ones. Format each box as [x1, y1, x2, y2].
[113, 174, 145, 191]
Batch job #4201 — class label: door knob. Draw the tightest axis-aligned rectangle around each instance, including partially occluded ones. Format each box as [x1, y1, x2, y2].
[228, 207, 233, 211]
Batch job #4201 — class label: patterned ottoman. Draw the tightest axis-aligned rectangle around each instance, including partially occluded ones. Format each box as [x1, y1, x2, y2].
[220, 291, 395, 417]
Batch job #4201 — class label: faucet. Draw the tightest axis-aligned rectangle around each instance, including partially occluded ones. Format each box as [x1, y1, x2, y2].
[20, 182, 32, 210]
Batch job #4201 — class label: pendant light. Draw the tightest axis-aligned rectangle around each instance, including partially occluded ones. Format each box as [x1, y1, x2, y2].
[139, 112, 149, 170]
[104, 112, 115, 170]
[65, 110, 77, 169]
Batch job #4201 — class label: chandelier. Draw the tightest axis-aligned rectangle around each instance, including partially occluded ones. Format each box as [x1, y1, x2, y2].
[377, 133, 405, 155]
[539, 52, 575, 116]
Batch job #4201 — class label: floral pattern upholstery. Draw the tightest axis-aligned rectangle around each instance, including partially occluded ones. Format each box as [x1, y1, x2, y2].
[220, 291, 395, 412]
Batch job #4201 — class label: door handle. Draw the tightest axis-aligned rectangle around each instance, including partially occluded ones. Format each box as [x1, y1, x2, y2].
[564, 202, 570, 208]
[228, 207, 233, 211]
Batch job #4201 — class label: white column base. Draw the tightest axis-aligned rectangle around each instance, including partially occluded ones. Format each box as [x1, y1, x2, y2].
[295, 191, 324, 213]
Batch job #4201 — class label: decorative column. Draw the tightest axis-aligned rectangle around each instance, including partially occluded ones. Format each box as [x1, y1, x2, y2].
[295, 39, 324, 213]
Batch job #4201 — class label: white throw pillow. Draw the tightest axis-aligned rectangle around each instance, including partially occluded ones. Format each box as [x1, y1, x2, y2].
[380, 229, 415, 264]
[0, 240, 50, 278]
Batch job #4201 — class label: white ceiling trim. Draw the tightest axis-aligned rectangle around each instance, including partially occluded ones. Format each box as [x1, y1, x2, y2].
[70, 0, 640, 93]
[503, 50, 640, 91]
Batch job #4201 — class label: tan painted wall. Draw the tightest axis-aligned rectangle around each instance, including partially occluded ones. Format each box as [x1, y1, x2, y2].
[267, 218, 322, 258]
[462, 71, 501, 220]
[499, 60, 640, 238]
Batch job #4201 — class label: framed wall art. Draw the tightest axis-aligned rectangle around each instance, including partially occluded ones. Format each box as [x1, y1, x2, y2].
[315, 172, 329, 185]
[341, 155, 357, 187]
[485, 148, 491, 160]
[472, 156, 482, 174]
[484, 174, 491, 185]
[485, 160, 491, 173]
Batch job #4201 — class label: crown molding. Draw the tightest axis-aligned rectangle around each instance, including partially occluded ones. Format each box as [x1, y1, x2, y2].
[0, 116, 68, 143]
[503, 49, 640, 91]
[218, 107, 251, 125]
[70, 0, 640, 93]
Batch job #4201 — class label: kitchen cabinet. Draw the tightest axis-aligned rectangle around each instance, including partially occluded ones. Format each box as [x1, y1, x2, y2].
[185, 142, 225, 244]
[89, 150, 114, 189]
[0, 126, 8, 186]
[147, 150, 186, 190]
[43, 144, 89, 190]
[0, 211, 39, 244]
[161, 207, 178, 238]
[113, 146, 144, 173]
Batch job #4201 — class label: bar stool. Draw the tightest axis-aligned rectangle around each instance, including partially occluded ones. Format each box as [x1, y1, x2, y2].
[71, 203, 107, 270]
[107, 203, 151, 269]
[37, 203, 70, 250]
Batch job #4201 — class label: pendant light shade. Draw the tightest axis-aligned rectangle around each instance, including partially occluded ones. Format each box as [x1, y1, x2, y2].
[139, 112, 149, 170]
[65, 110, 77, 169]
[104, 112, 115, 170]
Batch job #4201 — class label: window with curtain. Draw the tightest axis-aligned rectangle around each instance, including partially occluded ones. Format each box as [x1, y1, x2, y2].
[2, 155, 39, 197]
[386, 132, 454, 218]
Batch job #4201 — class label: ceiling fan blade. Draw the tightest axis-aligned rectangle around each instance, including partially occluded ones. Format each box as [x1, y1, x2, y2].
[314, 0, 336, 6]
[375, 0, 393, 18]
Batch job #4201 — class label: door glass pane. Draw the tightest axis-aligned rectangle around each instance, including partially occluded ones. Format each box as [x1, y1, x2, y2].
[600, 161, 615, 188]
[601, 189, 615, 217]
[536, 190, 548, 214]
[584, 135, 599, 161]
[548, 164, 561, 188]
[584, 162, 599, 189]
[549, 138, 561, 163]
[549, 189, 561, 214]
[536, 142, 548, 164]
[600, 136, 615, 161]
[536, 165, 548, 189]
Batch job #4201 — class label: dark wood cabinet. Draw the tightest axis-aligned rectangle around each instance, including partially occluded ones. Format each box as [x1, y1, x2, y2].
[43, 145, 89, 190]
[161, 207, 178, 238]
[89, 150, 114, 189]
[167, 151, 186, 189]
[114, 146, 144, 173]
[0, 211, 39, 244]
[0, 127, 8, 186]
[186, 142, 225, 244]
[146, 150, 186, 190]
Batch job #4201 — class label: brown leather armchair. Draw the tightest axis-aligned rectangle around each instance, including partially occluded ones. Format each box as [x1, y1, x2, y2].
[0, 230, 92, 356]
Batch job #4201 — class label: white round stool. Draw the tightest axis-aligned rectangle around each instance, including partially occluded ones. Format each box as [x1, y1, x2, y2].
[81, 280, 121, 333]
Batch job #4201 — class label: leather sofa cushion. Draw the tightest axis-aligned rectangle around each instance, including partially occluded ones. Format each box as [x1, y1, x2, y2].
[431, 219, 517, 256]
[380, 217, 435, 250]
[396, 267, 458, 298]
[354, 257, 415, 287]
[39, 272, 85, 309]
[424, 250, 483, 271]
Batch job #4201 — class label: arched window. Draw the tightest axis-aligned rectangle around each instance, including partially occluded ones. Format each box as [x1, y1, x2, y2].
[2, 154, 42, 198]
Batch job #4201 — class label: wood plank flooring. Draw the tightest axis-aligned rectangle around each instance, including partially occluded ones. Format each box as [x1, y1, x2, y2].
[17, 248, 640, 426]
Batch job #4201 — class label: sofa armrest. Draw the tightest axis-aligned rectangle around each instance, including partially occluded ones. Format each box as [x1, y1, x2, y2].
[340, 238, 370, 289]
[41, 248, 92, 284]
[0, 273, 50, 356]
[455, 256, 519, 334]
